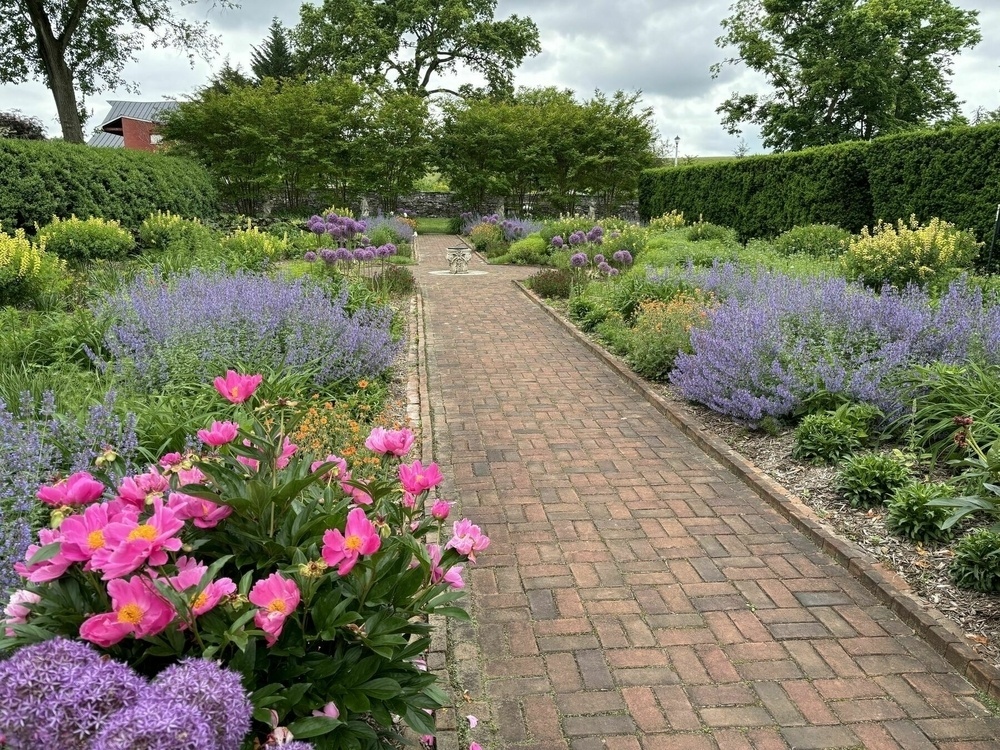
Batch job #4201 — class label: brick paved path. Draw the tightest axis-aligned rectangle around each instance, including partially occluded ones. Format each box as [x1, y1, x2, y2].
[415, 235, 1000, 750]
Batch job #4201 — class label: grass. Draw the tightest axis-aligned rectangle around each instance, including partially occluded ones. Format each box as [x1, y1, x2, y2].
[415, 217, 453, 234]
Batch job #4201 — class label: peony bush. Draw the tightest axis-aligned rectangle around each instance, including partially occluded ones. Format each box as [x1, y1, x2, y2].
[0, 372, 487, 750]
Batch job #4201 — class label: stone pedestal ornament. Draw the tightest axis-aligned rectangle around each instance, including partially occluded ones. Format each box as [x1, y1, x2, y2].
[446, 245, 473, 274]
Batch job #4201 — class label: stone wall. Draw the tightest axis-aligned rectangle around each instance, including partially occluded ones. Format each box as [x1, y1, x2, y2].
[356, 192, 639, 221]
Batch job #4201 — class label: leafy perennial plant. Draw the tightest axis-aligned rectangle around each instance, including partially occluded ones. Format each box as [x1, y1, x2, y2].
[1, 372, 488, 749]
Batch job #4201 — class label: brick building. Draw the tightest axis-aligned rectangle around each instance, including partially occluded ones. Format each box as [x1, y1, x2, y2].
[87, 100, 180, 151]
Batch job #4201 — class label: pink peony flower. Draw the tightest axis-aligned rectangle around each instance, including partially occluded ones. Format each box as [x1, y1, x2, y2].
[36, 471, 105, 507]
[79, 575, 176, 647]
[90, 499, 184, 580]
[398, 460, 444, 495]
[214, 370, 263, 404]
[312, 702, 340, 720]
[427, 544, 464, 589]
[14, 528, 72, 583]
[401, 492, 417, 509]
[159, 452, 183, 469]
[59, 502, 137, 565]
[167, 492, 232, 529]
[364, 427, 415, 457]
[197, 420, 240, 447]
[249, 573, 301, 647]
[344, 481, 373, 506]
[445, 519, 490, 563]
[311, 454, 349, 484]
[3, 590, 41, 636]
[116, 469, 170, 509]
[322, 507, 382, 575]
[276, 437, 297, 470]
[430, 499, 451, 521]
[168, 558, 236, 617]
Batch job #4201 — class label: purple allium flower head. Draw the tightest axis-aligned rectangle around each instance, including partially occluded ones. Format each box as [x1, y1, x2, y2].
[0, 638, 145, 750]
[151, 659, 252, 750]
[359, 235, 371, 245]
[551, 235, 564, 248]
[385, 243, 397, 255]
[609, 267, 620, 276]
[612, 250, 633, 265]
[570, 252, 589, 268]
[303, 251, 317, 262]
[375, 245, 392, 258]
[335, 247, 354, 262]
[568, 231, 586, 246]
[593, 254, 606, 264]
[318, 248, 335, 263]
[281, 744, 316, 749]
[307, 216, 325, 235]
[587, 226, 604, 241]
[597, 261, 613, 274]
[89, 695, 215, 750]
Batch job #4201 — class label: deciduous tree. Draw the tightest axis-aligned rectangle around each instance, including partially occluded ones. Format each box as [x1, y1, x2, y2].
[0, 0, 232, 143]
[713, 0, 981, 151]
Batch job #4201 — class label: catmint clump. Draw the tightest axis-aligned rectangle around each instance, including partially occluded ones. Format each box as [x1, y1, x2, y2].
[0, 638, 146, 750]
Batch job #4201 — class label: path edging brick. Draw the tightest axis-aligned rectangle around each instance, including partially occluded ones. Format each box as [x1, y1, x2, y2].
[515, 279, 1000, 701]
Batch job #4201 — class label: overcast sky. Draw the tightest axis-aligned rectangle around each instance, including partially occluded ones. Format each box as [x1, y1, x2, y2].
[1, 0, 998, 156]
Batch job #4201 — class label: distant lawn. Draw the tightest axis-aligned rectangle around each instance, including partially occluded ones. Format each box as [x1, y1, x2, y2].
[415, 217, 453, 234]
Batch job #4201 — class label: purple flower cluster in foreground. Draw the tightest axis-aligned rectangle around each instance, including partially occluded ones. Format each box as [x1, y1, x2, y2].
[0, 640, 253, 750]
[307, 212, 367, 243]
[661, 263, 1000, 422]
[305, 243, 398, 265]
[0, 392, 138, 594]
[365, 214, 416, 242]
[96, 269, 402, 391]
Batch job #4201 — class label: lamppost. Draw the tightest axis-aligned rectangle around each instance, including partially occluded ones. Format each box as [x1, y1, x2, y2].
[674, 135, 680, 167]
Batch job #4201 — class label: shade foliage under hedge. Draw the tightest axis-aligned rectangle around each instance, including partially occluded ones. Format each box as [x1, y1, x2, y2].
[0, 139, 217, 232]
[639, 124, 1000, 243]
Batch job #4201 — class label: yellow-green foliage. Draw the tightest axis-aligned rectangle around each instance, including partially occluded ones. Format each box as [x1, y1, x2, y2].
[324, 205, 354, 218]
[138, 211, 218, 256]
[648, 210, 686, 230]
[37, 215, 135, 263]
[220, 224, 288, 263]
[468, 222, 503, 251]
[842, 215, 980, 289]
[0, 228, 70, 307]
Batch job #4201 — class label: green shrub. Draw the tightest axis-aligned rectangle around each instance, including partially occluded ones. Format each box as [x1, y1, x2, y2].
[526, 268, 573, 298]
[951, 529, 1000, 592]
[594, 314, 631, 356]
[468, 222, 503, 251]
[138, 210, 219, 255]
[568, 294, 610, 332]
[792, 413, 861, 464]
[886, 482, 954, 543]
[0, 228, 71, 308]
[625, 293, 710, 381]
[772, 224, 851, 258]
[36, 215, 135, 263]
[497, 235, 548, 265]
[371, 264, 415, 296]
[835, 452, 911, 508]
[0, 138, 216, 231]
[447, 216, 463, 234]
[686, 220, 739, 245]
[641, 233, 739, 269]
[219, 224, 287, 270]
[842, 215, 980, 290]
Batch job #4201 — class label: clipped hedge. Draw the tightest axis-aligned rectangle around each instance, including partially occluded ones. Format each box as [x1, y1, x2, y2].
[639, 124, 1000, 243]
[0, 139, 217, 232]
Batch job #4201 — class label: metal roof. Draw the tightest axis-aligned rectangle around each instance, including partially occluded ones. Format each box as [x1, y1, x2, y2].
[86, 100, 180, 148]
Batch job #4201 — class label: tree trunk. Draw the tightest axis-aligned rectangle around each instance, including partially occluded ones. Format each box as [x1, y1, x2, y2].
[24, 0, 86, 142]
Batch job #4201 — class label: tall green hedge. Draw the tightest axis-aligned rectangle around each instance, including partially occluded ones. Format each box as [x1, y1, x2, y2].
[640, 124, 1000, 242]
[0, 139, 217, 232]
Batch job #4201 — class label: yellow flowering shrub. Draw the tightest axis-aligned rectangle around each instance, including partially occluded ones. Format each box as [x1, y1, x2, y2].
[0, 229, 70, 307]
[138, 211, 218, 255]
[649, 210, 686, 231]
[842, 215, 980, 290]
[220, 224, 288, 263]
[468, 222, 503, 252]
[625, 291, 714, 381]
[36, 215, 135, 263]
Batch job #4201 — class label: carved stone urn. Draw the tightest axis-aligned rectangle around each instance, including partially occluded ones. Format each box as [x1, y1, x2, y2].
[446, 245, 472, 274]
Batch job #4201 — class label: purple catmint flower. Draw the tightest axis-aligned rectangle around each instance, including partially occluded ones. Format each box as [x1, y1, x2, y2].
[594, 254, 606, 264]
[0, 638, 145, 750]
[89, 695, 215, 750]
[303, 251, 317, 262]
[94, 269, 401, 392]
[612, 250, 633, 265]
[151, 659, 252, 750]
[570, 252, 588, 268]
[551, 235, 564, 248]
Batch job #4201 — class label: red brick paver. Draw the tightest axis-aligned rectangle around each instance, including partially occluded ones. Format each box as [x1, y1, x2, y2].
[415, 235, 1000, 750]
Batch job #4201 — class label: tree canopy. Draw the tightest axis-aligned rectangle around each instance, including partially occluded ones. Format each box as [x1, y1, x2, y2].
[713, 0, 981, 151]
[0, 0, 231, 142]
[250, 17, 297, 83]
[293, 0, 540, 97]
